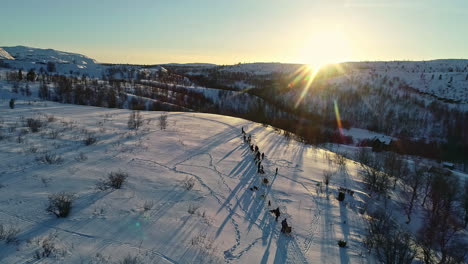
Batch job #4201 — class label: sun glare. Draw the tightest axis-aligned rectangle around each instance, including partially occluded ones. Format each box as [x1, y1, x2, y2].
[300, 29, 351, 69]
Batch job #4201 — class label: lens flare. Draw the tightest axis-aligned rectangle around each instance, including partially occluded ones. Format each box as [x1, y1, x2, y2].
[294, 65, 320, 109]
[334, 99, 343, 135]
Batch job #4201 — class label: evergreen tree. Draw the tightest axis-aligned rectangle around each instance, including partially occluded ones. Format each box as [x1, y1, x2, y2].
[47, 61, 56, 72]
[26, 69, 36, 81]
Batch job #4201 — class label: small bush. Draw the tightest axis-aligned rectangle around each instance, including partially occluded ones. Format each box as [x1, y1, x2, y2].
[338, 240, 347, 248]
[143, 200, 154, 211]
[84, 132, 98, 146]
[36, 152, 63, 164]
[159, 112, 168, 130]
[338, 192, 345, 202]
[97, 170, 128, 190]
[182, 176, 195, 190]
[262, 178, 269, 184]
[35, 234, 57, 259]
[47, 192, 75, 218]
[128, 111, 143, 130]
[26, 118, 43, 133]
[323, 170, 333, 186]
[188, 204, 199, 215]
[74, 152, 88, 162]
[46, 115, 56, 123]
[28, 145, 38, 153]
[108, 171, 128, 189]
[0, 224, 20, 243]
[48, 129, 60, 139]
[120, 255, 140, 264]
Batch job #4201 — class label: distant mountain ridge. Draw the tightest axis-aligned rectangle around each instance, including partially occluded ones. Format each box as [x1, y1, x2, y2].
[1, 45, 96, 66]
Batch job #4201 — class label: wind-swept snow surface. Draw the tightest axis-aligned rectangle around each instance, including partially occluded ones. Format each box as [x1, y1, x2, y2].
[0, 101, 372, 263]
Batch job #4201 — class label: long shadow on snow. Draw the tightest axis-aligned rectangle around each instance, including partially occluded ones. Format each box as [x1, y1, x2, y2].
[215, 155, 258, 238]
[0, 191, 113, 262]
[167, 122, 263, 168]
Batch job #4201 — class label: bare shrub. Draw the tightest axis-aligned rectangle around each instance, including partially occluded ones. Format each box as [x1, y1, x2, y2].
[41, 177, 52, 187]
[84, 132, 98, 146]
[365, 211, 416, 264]
[74, 152, 88, 162]
[26, 118, 43, 133]
[36, 152, 63, 164]
[8, 123, 17, 133]
[48, 129, 60, 139]
[159, 112, 168, 130]
[47, 192, 75, 218]
[128, 111, 143, 130]
[323, 170, 333, 186]
[188, 204, 199, 215]
[143, 200, 154, 211]
[97, 170, 128, 190]
[334, 154, 347, 171]
[191, 231, 214, 250]
[35, 234, 58, 259]
[119, 254, 141, 264]
[182, 176, 195, 190]
[0, 224, 20, 243]
[28, 145, 38, 153]
[46, 115, 56, 123]
[108, 170, 128, 189]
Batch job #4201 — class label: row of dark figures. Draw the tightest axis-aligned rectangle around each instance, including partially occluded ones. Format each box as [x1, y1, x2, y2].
[242, 126, 290, 234]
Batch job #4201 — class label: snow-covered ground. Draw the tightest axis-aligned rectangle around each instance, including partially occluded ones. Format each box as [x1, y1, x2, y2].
[342, 128, 394, 145]
[0, 99, 373, 263]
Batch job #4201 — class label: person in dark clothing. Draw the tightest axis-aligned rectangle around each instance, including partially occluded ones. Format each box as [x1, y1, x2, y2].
[275, 168, 278, 175]
[262, 152, 265, 160]
[281, 219, 288, 231]
[270, 207, 280, 221]
[281, 219, 291, 233]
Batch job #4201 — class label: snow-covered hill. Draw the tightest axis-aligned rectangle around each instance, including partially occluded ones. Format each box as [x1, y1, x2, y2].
[0, 48, 14, 60]
[0, 46, 104, 77]
[1, 46, 96, 66]
[0, 75, 467, 263]
[0, 98, 373, 263]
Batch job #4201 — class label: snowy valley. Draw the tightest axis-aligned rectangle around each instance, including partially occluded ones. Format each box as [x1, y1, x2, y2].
[0, 47, 467, 264]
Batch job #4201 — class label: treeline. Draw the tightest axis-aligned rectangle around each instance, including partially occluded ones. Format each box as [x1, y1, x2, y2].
[355, 148, 468, 263]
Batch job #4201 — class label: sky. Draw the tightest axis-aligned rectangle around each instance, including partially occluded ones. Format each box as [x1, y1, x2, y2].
[1, 0, 467, 65]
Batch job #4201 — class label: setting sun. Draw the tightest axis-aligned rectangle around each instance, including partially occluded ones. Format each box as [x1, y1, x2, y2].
[300, 29, 352, 69]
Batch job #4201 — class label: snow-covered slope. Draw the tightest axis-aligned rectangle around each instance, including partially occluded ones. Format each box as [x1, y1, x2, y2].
[0, 46, 104, 77]
[0, 48, 14, 60]
[0, 99, 373, 263]
[1, 46, 96, 66]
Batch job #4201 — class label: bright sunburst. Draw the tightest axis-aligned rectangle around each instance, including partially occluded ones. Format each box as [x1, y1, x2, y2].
[300, 29, 351, 69]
